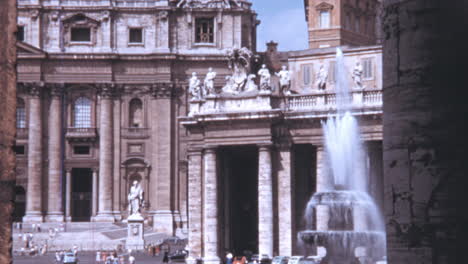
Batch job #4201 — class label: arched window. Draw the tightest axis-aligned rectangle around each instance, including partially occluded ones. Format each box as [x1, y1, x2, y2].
[129, 98, 143, 128]
[16, 98, 26, 128]
[74, 97, 92, 128]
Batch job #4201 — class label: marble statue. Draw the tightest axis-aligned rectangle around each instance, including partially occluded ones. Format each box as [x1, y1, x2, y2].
[352, 61, 363, 88]
[128, 181, 143, 216]
[275, 65, 291, 95]
[258, 64, 271, 90]
[177, 0, 240, 8]
[316, 64, 328, 90]
[204, 67, 217, 96]
[189, 72, 202, 100]
[224, 47, 253, 94]
[245, 74, 258, 92]
[222, 75, 238, 95]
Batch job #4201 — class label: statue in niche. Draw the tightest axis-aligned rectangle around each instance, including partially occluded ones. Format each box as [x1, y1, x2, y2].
[132, 107, 142, 128]
[352, 61, 363, 88]
[128, 180, 143, 216]
[275, 65, 292, 95]
[188, 72, 202, 100]
[316, 64, 328, 90]
[204, 67, 217, 96]
[258, 64, 271, 91]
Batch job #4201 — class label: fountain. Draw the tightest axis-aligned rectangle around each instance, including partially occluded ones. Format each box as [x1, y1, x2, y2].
[298, 48, 386, 264]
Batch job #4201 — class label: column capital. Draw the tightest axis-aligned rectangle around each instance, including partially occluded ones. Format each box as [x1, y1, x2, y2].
[97, 83, 117, 99]
[65, 167, 72, 173]
[151, 83, 174, 99]
[92, 167, 99, 173]
[203, 145, 217, 154]
[258, 143, 273, 152]
[187, 147, 203, 155]
[26, 82, 45, 97]
[49, 83, 64, 98]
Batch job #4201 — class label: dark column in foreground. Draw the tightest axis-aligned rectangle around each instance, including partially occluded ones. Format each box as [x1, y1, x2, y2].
[382, 0, 467, 263]
[0, 0, 17, 263]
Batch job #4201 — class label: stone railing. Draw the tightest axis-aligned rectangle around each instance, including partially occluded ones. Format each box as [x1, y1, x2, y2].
[121, 127, 150, 139]
[34, 0, 168, 7]
[188, 91, 273, 116]
[66, 127, 97, 141]
[287, 89, 382, 111]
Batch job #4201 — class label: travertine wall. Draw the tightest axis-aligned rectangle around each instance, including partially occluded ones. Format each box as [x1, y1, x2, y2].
[382, 0, 467, 263]
[0, 0, 17, 262]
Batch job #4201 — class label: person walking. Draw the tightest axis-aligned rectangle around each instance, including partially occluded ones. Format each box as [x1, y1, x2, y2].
[163, 251, 169, 264]
[96, 251, 101, 263]
[226, 252, 233, 264]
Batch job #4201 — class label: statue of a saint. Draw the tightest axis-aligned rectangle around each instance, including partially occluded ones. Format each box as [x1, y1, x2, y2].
[316, 64, 328, 90]
[189, 72, 202, 100]
[204, 67, 217, 96]
[128, 181, 143, 216]
[352, 61, 363, 88]
[245, 74, 258, 92]
[258, 64, 271, 90]
[275, 65, 291, 95]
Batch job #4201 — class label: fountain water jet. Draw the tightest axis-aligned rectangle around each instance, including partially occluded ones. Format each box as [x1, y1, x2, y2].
[298, 48, 386, 264]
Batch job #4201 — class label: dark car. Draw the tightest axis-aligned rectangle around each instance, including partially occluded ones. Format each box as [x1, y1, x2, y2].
[272, 256, 289, 264]
[169, 250, 188, 262]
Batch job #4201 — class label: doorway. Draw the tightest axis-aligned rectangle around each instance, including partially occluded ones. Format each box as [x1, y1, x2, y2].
[219, 146, 259, 256]
[71, 168, 92, 222]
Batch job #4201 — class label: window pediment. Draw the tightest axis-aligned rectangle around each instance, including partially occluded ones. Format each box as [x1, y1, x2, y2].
[315, 2, 334, 11]
[62, 13, 100, 28]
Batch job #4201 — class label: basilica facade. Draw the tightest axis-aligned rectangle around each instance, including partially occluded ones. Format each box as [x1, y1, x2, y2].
[15, 0, 383, 261]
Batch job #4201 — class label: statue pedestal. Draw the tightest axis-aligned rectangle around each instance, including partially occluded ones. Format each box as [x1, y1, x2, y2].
[126, 214, 145, 251]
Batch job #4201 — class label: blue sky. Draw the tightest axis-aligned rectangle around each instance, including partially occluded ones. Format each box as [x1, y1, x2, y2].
[251, 0, 308, 52]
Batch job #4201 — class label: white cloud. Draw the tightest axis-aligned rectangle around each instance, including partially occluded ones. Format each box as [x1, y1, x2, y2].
[257, 8, 308, 52]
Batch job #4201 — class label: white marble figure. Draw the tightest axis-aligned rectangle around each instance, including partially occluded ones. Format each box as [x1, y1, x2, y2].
[316, 64, 328, 90]
[258, 64, 271, 90]
[245, 74, 258, 92]
[352, 61, 363, 88]
[204, 67, 217, 96]
[128, 181, 143, 216]
[222, 75, 238, 95]
[275, 65, 291, 95]
[189, 72, 202, 100]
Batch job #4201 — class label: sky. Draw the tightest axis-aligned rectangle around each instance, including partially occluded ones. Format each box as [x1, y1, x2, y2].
[251, 0, 309, 52]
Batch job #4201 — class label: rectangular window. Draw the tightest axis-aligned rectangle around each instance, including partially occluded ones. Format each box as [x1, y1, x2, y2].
[195, 18, 214, 43]
[71, 27, 91, 42]
[73, 145, 90, 155]
[17, 26, 24, 42]
[319, 11, 330, 29]
[362, 58, 373, 79]
[129, 28, 143, 44]
[302, 64, 312, 86]
[355, 17, 360, 33]
[13, 145, 25, 155]
[328, 61, 336, 82]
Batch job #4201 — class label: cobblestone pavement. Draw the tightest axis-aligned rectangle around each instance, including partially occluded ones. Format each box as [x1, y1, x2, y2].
[13, 252, 174, 264]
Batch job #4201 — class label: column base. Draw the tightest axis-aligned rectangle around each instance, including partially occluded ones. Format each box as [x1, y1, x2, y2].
[112, 211, 123, 222]
[92, 213, 116, 222]
[203, 256, 220, 264]
[151, 210, 174, 234]
[23, 212, 43, 223]
[186, 256, 200, 264]
[45, 213, 64, 222]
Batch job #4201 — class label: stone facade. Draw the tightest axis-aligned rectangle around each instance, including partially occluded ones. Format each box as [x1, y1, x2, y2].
[15, 0, 257, 236]
[0, 0, 17, 263]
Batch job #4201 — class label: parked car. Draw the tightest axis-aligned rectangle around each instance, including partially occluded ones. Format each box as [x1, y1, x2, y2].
[63, 252, 78, 264]
[287, 256, 304, 264]
[249, 254, 271, 264]
[299, 257, 319, 264]
[169, 250, 188, 262]
[271, 256, 290, 264]
[233, 256, 248, 264]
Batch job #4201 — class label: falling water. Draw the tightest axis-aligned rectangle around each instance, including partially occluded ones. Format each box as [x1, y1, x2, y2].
[299, 48, 386, 263]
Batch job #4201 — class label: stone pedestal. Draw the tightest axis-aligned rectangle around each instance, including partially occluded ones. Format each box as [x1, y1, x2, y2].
[126, 214, 145, 251]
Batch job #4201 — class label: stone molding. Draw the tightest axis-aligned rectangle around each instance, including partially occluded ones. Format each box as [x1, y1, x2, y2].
[151, 83, 173, 99]
[98, 83, 116, 99]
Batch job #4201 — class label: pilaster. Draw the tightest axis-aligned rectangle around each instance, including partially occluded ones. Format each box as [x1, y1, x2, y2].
[186, 148, 203, 263]
[203, 146, 220, 264]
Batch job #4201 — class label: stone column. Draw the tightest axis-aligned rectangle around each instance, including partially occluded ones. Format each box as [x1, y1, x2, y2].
[186, 148, 203, 264]
[94, 84, 115, 222]
[277, 145, 292, 256]
[150, 84, 174, 233]
[92, 168, 98, 217]
[23, 84, 44, 223]
[315, 146, 330, 257]
[203, 146, 219, 264]
[46, 85, 64, 222]
[258, 145, 273, 257]
[65, 168, 72, 222]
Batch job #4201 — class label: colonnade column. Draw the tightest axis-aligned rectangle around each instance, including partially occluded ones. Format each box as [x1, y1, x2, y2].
[23, 84, 44, 223]
[203, 146, 219, 264]
[46, 85, 64, 222]
[186, 148, 203, 264]
[65, 168, 72, 222]
[94, 84, 115, 222]
[150, 84, 174, 233]
[277, 144, 293, 256]
[92, 168, 98, 217]
[315, 146, 331, 257]
[258, 144, 273, 257]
